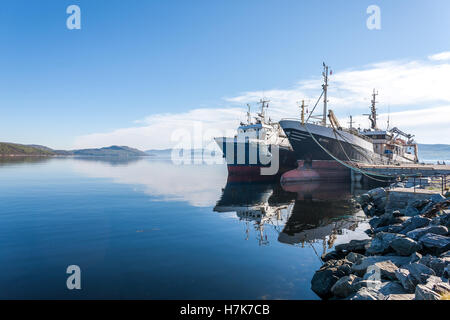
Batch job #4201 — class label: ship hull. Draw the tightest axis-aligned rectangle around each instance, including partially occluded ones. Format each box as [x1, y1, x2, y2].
[214, 138, 297, 180]
[279, 120, 415, 165]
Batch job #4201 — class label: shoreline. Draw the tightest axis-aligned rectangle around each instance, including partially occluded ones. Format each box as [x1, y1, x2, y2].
[311, 182, 450, 300]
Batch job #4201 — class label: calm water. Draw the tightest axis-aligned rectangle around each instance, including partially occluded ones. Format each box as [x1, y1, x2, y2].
[0, 157, 372, 299]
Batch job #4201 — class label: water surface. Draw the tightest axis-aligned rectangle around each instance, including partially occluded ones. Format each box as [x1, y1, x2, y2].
[0, 157, 371, 299]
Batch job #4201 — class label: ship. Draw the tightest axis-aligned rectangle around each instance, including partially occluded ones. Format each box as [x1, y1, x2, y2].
[213, 181, 296, 245]
[214, 100, 297, 180]
[279, 63, 419, 169]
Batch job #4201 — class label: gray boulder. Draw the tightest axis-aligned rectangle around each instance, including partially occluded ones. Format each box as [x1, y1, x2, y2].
[373, 260, 399, 280]
[410, 252, 422, 263]
[415, 276, 450, 300]
[406, 225, 448, 241]
[321, 250, 346, 262]
[387, 224, 406, 234]
[378, 281, 409, 296]
[366, 232, 403, 255]
[395, 268, 416, 293]
[311, 260, 353, 298]
[404, 262, 436, 286]
[346, 252, 365, 264]
[352, 256, 409, 276]
[384, 293, 415, 300]
[419, 233, 450, 255]
[349, 287, 385, 300]
[419, 254, 450, 277]
[400, 216, 431, 234]
[440, 212, 450, 228]
[335, 239, 371, 253]
[367, 187, 386, 201]
[311, 269, 340, 298]
[330, 275, 357, 298]
[390, 237, 422, 256]
[369, 217, 382, 229]
[404, 206, 420, 217]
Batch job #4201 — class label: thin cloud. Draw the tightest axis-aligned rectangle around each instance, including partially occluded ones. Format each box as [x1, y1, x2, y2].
[428, 51, 450, 61]
[74, 52, 450, 148]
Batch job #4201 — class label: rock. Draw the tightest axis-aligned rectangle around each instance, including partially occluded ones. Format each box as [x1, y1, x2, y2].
[405, 206, 420, 217]
[321, 250, 347, 262]
[393, 210, 405, 217]
[311, 259, 353, 298]
[406, 225, 448, 241]
[352, 279, 383, 291]
[367, 187, 386, 201]
[358, 193, 371, 206]
[410, 252, 422, 263]
[419, 254, 450, 277]
[419, 233, 450, 255]
[369, 217, 382, 229]
[349, 287, 385, 300]
[395, 268, 416, 293]
[311, 269, 340, 298]
[387, 224, 407, 234]
[375, 212, 408, 229]
[415, 276, 450, 300]
[373, 260, 399, 280]
[404, 262, 436, 286]
[366, 232, 403, 255]
[335, 239, 371, 253]
[400, 216, 431, 234]
[390, 237, 422, 256]
[378, 281, 408, 296]
[352, 256, 410, 276]
[373, 196, 387, 213]
[384, 294, 415, 300]
[363, 204, 376, 216]
[440, 212, 450, 228]
[346, 252, 365, 264]
[330, 275, 357, 298]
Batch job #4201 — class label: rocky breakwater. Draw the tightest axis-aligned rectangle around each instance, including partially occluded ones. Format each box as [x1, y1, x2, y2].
[311, 185, 450, 300]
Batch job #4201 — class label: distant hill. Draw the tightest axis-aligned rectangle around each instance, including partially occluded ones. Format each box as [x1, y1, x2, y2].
[418, 144, 450, 161]
[145, 148, 218, 157]
[0, 142, 55, 156]
[68, 146, 149, 157]
[145, 149, 173, 156]
[0, 143, 149, 157]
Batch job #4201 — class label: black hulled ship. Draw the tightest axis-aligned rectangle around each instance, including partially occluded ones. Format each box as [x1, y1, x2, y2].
[280, 64, 419, 167]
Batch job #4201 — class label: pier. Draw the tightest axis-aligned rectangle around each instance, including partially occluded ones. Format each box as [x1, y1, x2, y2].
[282, 161, 450, 194]
[355, 163, 450, 178]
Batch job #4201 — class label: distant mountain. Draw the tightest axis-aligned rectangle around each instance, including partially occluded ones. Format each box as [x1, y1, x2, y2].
[0, 142, 55, 156]
[145, 149, 172, 156]
[418, 144, 450, 161]
[145, 148, 219, 157]
[65, 146, 149, 157]
[0, 143, 149, 157]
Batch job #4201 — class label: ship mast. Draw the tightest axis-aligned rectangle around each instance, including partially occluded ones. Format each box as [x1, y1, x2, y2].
[369, 89, 378, 130]
[322, 63, 329, 126]
[258, 98, 270, 124]
[246, 104, 252, 124]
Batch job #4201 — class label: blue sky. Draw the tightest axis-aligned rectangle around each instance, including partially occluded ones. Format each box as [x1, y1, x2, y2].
[1, 0, 450, 149]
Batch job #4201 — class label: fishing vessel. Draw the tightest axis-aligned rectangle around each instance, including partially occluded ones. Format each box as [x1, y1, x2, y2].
[214, 181, 295, 245]
[279, 63, 419, 168]
[214, 100, 297, 179]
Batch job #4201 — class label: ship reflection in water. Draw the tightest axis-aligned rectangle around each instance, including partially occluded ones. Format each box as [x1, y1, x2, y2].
[214, 175, 378, 254]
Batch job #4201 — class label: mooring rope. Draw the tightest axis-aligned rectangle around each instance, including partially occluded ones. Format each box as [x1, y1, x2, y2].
[302, 122, 398, 181]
